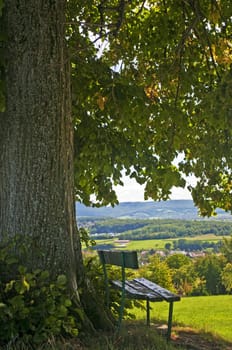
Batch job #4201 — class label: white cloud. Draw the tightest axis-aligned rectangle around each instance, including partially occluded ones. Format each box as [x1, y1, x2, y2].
[114, 177, 146, 202]
[114, 174, 196, 202]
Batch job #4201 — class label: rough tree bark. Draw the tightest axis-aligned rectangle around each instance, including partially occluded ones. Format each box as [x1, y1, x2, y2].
[0, 0, 113, 332]
[1, 0, 81, 286]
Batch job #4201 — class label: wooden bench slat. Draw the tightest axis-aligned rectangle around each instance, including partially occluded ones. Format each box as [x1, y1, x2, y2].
[135, 278, 180, 302]
[111, 280, 163, 302]
[126, 280, 164, 302]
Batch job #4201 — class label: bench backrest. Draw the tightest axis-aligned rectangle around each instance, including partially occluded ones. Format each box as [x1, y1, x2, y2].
[98, 250, 139, 269]
[98, 250, 139, 312]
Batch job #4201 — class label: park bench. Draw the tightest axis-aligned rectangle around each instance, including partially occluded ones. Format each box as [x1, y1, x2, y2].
[98, 249, 181, 341]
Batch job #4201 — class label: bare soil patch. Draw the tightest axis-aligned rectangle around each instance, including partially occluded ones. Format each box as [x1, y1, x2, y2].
[169, 326, 232, 350]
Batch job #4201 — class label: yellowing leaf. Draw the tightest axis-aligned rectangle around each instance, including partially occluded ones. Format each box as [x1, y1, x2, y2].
[97, 95, 107, 111]
[144, 85, 159, 102]
[22, 277, 30, 291]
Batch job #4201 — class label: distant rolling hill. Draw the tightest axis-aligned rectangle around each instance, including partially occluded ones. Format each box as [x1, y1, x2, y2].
[76, 200, 232, 220]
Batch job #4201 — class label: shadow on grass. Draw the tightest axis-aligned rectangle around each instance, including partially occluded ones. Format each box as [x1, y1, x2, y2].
[170, 325, 232, 350]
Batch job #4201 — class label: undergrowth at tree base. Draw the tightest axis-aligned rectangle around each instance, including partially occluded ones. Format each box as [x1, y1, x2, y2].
[1, 321, 232, 350]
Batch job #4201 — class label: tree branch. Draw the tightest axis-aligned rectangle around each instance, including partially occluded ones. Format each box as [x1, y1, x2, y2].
[190, 0, 221, 80]
[135, 0, 146, 17]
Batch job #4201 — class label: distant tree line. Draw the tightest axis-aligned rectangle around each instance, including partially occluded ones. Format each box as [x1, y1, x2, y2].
[81, 218, 232, 240]
[172, 239, 221, 252]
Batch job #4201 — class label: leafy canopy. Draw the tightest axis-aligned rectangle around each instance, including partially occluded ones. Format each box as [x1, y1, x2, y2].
[1, 1, 232, 215]
[67, 0, 232, 216]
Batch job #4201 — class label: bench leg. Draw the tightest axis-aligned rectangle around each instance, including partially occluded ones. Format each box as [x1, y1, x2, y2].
[118, 293, 125, 330]
[167, 301, 173, 341]
[146, 299, 150, 326]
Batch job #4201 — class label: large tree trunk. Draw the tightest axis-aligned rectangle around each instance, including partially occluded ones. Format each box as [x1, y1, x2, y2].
[0, 0, 113, 333]
[1, 0, 81, 284]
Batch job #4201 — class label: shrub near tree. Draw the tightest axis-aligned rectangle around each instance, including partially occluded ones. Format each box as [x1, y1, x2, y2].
[0, 237, 79, 345]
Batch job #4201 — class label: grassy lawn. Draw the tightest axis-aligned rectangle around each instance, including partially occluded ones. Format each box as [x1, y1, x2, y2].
[131, 295, 232, 342]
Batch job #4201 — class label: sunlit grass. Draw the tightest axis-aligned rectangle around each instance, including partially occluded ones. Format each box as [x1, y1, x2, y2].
[131, 295, 232, 342]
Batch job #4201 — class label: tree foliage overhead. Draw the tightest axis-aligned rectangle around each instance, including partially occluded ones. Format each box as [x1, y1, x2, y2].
[1, 1, 232, 215]
[66, 0, 232, 216]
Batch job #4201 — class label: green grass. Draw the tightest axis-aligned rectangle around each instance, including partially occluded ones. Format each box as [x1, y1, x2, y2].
[131, 295, 232, 342]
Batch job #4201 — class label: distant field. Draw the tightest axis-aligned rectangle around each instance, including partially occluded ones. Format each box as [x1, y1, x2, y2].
[94, 234, 224, 251]
[124, 239, 170, 250]
[131, 295, 232, 342]
[94, 238, 167, 250]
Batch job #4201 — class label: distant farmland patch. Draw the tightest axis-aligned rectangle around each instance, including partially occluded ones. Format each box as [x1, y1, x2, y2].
[93, 235, 224, 251]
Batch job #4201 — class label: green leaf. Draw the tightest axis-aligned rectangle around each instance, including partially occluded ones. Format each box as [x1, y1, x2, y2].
[0, 0, 4, 16]
[5, 280, 15, 292]
[64, 298, 72, 307]
[56, 274, 67, 286]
